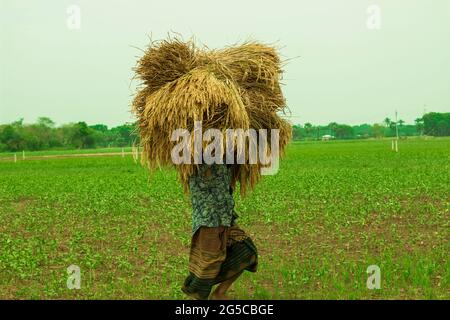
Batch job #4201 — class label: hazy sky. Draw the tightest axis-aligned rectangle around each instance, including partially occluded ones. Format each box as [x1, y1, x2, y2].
[1, 0, 449, 127]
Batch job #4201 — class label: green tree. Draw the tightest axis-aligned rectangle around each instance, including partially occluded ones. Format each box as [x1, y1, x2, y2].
[0, 125, 22, 151]
[334, 124, 354, 139]
[292, 124, 303, 140]
[328, 122, 338, 136]
[353, 123, 372, 138]
[304, 122, 313, 139]
[372, 123, 384, 138]
[415, 118, 424, 135]
[110, 123, 137, 147]
[90, 124, 108, 132]
[37, 117, 55, 128]
[69, 122, 96, 149]
[423, 112, 450, 136]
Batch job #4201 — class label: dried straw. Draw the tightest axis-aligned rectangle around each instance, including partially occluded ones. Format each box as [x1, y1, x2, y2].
[132, 37, 292, 196]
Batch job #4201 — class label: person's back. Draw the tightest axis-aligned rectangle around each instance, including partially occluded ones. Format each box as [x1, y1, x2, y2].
[189, 164, 236, 235]
[182, 163, 258, 300]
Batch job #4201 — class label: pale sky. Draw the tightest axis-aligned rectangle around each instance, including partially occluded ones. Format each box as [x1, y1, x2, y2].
[1, 0, 449, 127]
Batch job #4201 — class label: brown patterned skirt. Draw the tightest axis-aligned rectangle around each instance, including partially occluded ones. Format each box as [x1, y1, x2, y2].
[182, 225, 258, 300]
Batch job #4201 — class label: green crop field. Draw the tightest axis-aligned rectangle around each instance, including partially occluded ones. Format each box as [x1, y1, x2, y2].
[0, 147, 133, 159]
[0, 138, 448, 299]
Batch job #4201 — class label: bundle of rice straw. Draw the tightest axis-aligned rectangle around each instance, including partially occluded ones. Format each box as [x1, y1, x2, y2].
[132, 36, 292, 196]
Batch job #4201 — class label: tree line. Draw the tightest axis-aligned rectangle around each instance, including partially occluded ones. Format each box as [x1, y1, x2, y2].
[0, 117, 138, 152]
[0, 112, 449, 152]
[292, 112, 450, 141]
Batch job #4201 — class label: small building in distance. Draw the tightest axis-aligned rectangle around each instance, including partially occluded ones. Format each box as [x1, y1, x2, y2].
[321, 134, 335, 141]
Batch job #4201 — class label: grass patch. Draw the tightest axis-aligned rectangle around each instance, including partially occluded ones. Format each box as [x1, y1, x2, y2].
[0, 138, 448, 299]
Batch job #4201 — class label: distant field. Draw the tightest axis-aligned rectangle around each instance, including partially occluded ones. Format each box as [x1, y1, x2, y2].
[0, 138, 448, 299]
[0, 147, 133, 159]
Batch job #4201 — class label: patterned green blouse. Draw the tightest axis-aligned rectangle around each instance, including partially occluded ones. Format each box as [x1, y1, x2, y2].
[189, 164, 238, 235]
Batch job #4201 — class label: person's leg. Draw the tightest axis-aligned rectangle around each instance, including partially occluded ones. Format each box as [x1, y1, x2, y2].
[210, 271, 243, 300]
